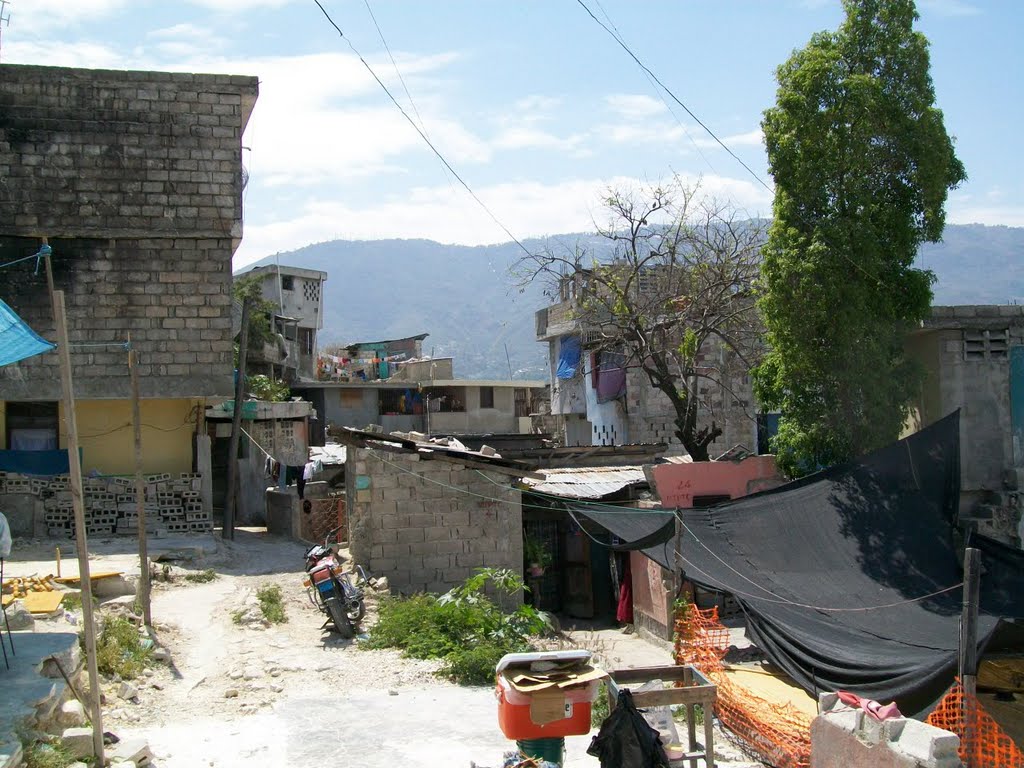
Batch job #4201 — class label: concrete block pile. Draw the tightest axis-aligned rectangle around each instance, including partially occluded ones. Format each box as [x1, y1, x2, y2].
[0, 471, 207, 537]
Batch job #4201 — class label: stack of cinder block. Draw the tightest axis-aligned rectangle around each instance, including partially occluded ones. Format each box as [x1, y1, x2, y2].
[0, 470, 208, 538]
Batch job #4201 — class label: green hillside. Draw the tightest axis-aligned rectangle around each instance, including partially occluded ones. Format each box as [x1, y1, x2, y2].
[242, 224, 1023, 379]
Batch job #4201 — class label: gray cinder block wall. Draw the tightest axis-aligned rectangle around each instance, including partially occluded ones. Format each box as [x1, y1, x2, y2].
[0, 64, 258, 400]
[811, 693, 963, 768]
[347, 447, 524, 599]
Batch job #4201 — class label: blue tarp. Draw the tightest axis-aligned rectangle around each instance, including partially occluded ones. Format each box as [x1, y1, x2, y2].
[0, 449, 73, 477]
[556, 335, 581, 379]
[0, 298, 54, 366]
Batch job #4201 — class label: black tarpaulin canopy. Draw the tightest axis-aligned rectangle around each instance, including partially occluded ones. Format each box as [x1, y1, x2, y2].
[676, 411, 1021, 715]
[566, 504, 675, 567]
[573, 412, 1024, 715]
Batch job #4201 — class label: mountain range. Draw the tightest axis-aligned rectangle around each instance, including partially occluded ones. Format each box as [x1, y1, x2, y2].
[244, 223, 1024, 380]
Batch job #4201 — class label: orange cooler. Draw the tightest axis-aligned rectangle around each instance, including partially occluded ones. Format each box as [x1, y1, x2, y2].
[496, 673, 599, 738]
[495, 650, 601, 740]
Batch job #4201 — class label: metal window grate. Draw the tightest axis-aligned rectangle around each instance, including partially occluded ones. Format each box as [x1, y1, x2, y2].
[964, 329, 1009, 360]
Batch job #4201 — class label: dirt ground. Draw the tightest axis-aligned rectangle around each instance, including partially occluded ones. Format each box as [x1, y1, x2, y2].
[8, 528, 763, 767]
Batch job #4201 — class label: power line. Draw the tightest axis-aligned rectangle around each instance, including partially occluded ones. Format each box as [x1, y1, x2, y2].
[575, 0, 886, 288]
[370, 450, 961, 613]
[312, 0, 533, 259]
[590, 0, 719, 176]
[575, 0, 771, 196]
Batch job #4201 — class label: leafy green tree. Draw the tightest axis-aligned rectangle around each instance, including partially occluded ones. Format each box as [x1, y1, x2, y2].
[755, 0, 966, 475]
[232, 274, 277, 347]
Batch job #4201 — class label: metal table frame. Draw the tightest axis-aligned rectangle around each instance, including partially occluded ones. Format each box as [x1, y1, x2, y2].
[606, 664, 717, 767]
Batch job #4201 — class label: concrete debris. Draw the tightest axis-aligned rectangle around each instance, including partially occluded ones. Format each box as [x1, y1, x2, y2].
[4, 601, 35, 630]
[224, 689, 239, 699]
[58, 700, 88, 728]
[117, 682, 139, 701]
[108, 737, 153, 766]
[61, 727, 95, 759]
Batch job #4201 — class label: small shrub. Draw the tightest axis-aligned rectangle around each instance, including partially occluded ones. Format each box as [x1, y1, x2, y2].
[96, 615, 151, 679]
[23, 739, 75, 768]
[366, 568, 549, 685]
[256, 584, 287, 624]
[184, 569, 217, 584]
[231, 609, 245, 625]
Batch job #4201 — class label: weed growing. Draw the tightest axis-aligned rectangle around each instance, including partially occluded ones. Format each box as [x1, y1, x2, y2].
[95, 615, 151, 679]
[184, 569, 217, 583]
[366, 568, 549, 685]
[22, 739, 76, 768]
[591, 682, 610, 728]
[256, 584, 287, 624]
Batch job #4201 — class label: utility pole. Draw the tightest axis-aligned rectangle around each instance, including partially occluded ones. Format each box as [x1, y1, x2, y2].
[224, 300, 250, 540]
[54, 290, 104, 765]
[128, 335, 152, 627]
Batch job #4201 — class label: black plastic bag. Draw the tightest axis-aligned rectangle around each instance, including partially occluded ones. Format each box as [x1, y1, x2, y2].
[587, 689, 671, 767]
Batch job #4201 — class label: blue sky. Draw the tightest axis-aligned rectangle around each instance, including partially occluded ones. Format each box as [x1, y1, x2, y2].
[4, 0, 1021, 268]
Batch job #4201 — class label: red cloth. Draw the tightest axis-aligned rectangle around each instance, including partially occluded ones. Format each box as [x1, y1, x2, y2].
[616, 555, 633, 624]
[836, 690, 902, 721]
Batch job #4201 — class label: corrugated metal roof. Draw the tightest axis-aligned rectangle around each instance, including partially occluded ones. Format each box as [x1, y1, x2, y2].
[523, 465, 647, 499]
[309, 443, 347, 465]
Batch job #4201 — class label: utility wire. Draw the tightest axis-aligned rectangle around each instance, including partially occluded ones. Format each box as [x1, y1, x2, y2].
[312, 0, 533, 259]
[366, 448, 962, 613]
[591, 0, 718, 176]
[575, 0, 885, 287]
[575, 0, 770, 196]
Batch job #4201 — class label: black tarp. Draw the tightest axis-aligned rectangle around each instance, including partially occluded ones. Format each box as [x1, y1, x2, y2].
[675, 412, 1015, 715]
[566, 505, 675, 566]
[573, 412, 1024, 716]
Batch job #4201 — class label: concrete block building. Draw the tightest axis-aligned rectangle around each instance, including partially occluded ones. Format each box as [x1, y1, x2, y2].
[237, 264, 327, 382]
[339, 429, 530, 596]
[0, 64, 257, 534]
[908, 304, 1024, 546]
[535, 274, 759, 455]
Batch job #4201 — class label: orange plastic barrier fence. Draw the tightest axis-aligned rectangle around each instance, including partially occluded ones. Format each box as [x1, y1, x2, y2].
[674, 605, 813, 768]
[926, 681, 1024, 768]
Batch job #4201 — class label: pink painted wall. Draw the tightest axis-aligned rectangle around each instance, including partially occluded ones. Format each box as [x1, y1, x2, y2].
[630, 456, 783, 638]
[651, 455, 782, 509]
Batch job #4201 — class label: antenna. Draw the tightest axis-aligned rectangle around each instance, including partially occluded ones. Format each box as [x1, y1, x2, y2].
[0, 1, 10, 63]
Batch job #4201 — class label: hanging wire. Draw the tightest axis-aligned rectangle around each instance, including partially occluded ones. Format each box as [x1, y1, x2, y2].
[364, 445, 964, 613]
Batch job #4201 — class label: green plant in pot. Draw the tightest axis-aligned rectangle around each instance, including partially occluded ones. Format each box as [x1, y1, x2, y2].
[523, 534, 553, 578]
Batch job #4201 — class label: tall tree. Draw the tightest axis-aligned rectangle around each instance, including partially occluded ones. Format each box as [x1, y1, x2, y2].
[755, 0, 965, 475]
[521, 179, 764, 461]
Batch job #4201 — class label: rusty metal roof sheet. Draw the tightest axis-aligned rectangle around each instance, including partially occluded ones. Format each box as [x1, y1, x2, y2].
[522, 465, 647, 499]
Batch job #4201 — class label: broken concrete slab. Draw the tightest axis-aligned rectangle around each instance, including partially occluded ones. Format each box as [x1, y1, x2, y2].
[108, 737, 153, 766]
[61, 727, 95, 760]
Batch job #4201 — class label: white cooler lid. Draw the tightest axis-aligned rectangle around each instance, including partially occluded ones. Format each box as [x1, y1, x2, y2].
[495, 649, 592, 674]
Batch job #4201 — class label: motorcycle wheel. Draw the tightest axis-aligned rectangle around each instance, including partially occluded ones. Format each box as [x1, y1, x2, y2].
[347, 599, 366, 624]
[325, 597, 353, 638]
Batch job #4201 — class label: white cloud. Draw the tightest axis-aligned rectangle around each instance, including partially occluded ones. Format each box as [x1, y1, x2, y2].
[4, 0, 127, 34]
[948, 204, 1024, 228]
[605, 93, 667, 120]
[233, 172, 774, 268]
[3, 40, 128, 69]
[492, 127, 588, 153]
[694, 129, 764, 149]
[184, 0, 295, 10]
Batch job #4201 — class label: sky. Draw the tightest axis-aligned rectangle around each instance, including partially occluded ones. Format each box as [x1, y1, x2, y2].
[3, 0, 1021, 269]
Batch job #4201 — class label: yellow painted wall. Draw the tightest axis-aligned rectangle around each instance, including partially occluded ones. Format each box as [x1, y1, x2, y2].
[58, 398, 200, 476]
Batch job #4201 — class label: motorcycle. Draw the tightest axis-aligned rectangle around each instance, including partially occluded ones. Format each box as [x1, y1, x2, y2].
[303, 525, 367, 638]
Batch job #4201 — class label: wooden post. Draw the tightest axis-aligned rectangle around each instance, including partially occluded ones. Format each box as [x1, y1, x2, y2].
[41, 237, 57, 321]
[224, 300, 250, 540]
[128, 335, 152, 627]
[53, 289, 104, 764]
[960, 547, 980, 694]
